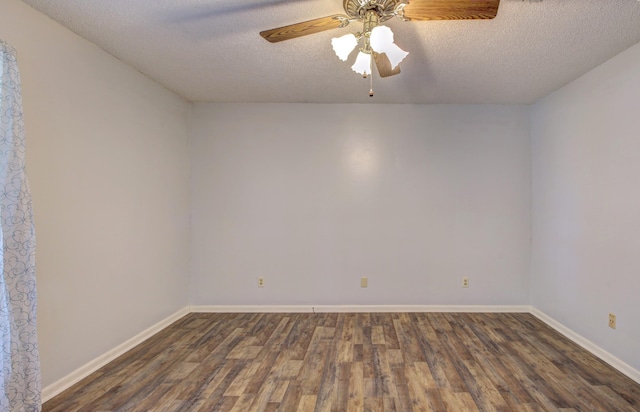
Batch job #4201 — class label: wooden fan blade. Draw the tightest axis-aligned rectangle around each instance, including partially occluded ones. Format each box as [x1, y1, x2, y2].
[403, 0, 500, 21]
[260, 15, 349, 43]
[373, 52, 401, 78]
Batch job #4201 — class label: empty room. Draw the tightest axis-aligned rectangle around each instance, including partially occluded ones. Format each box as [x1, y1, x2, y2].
[1, 0, 639, 410]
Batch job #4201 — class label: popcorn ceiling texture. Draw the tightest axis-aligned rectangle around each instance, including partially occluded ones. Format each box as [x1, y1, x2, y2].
[19, 0, 640, 104]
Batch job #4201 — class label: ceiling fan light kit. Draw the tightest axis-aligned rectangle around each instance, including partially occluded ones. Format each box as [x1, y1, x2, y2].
[260, 0, 501, 96]
[332, 9, 409, 82]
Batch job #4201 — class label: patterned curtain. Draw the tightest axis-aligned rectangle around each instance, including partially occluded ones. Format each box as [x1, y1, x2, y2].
[0, 40, 41, 411]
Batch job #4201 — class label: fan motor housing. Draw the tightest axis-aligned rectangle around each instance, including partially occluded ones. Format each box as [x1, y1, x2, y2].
[343, 0, 399, 22]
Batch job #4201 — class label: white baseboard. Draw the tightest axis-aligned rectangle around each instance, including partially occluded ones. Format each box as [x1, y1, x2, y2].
[43, 304, 639, 403]
[190, 304, 532, 313]
[41, 306, 190, 402]
[313, 305, 532, 313]
[190, 305, 314, 313]
[531, 308, 640, 384]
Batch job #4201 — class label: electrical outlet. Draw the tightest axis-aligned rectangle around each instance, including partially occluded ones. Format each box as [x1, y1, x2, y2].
[361, 277, 368, 288]
[258, 277, 264, 288]
[608, 313, 616, 329]
[462, 277, 469, 288]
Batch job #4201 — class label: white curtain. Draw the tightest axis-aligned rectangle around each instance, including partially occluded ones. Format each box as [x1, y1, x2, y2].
[0, 40, 41, 411]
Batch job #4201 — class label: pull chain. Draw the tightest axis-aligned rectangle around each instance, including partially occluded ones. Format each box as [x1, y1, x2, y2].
[369, 56, 374, 97]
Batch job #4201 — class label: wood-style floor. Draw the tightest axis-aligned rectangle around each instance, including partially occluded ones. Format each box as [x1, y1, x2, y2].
[43, 312, 640, 411]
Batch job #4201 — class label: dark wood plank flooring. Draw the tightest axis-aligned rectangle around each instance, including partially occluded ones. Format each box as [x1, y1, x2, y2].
[43, 312, 640, 411]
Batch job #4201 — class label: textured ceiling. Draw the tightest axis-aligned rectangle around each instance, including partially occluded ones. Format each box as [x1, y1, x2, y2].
[19, 0, 640, 104]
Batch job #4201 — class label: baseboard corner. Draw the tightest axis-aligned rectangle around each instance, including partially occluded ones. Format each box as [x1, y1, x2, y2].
[530, 307, 640, 384]
[42, 306, 190, 403]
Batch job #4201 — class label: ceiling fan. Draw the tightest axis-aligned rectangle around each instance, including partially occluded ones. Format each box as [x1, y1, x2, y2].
[260, 0, 500, 94]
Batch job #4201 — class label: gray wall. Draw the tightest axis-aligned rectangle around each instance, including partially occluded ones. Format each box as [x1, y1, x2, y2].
[1, 0, 191, 387]
[531, 42, 640, 372]
[190, 103, 531, 306]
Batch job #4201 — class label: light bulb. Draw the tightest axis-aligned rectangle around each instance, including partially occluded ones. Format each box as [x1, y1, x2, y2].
[351, 51, 372, 76]
[370, 25, 408, 69]
[331, 34, 358, 61]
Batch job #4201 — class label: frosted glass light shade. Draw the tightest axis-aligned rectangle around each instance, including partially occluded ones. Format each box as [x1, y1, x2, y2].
[370, 26, 395, 51]
[331, 34, 358, 61]
[370, 25, 408, 69]
[351, 51, 372, 76]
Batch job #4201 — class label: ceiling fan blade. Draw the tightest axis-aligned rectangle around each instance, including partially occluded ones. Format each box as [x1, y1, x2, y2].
[403, 0, 500, 21]
[260, 15, 350, 43]
[373, 52, 401, 78]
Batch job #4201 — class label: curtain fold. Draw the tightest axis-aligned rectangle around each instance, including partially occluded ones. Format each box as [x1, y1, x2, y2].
[0, 40, 41, 411]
